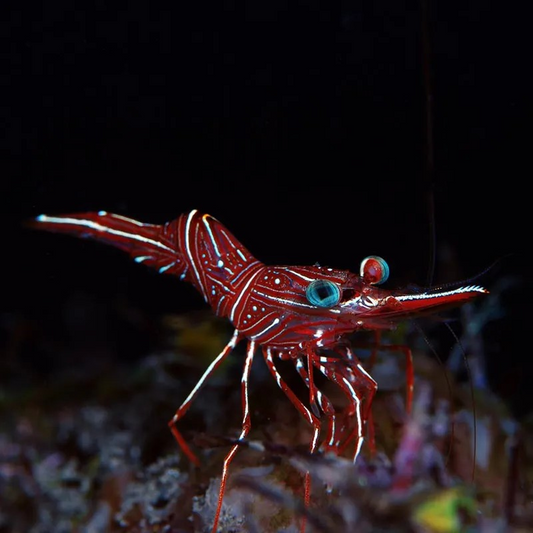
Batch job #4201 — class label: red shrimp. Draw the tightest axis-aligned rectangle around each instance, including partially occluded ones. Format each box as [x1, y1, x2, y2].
[29, 209, 488, 532]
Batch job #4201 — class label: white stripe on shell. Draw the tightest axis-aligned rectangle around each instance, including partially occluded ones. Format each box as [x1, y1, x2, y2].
[35, 215, 174, 253]
[279, 268, 316, 282]
[102, 212, 145, 226]
[253, 291, 341, 312]
[250, 317, 280, 340]
[225, 260, 261, 286]
[230, 267, 264, 323]
[184, 210, 207, 299]
[201, 214, 222, 258]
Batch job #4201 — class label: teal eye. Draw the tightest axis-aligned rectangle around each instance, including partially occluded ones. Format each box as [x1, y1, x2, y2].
[306, 280, 341, 307]
[360, 255, 390, 285]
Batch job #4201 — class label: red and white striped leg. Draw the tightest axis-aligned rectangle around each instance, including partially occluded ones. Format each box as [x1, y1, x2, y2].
[212, 339, 256, 533]
[168, 329, 243, 466]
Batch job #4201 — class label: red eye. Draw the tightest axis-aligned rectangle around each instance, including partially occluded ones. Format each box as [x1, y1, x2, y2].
[360, 256, 390, 285]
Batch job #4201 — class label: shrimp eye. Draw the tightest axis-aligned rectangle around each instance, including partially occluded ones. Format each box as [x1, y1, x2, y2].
[360, 255, 390, 285]
[306, 279, 341, 307]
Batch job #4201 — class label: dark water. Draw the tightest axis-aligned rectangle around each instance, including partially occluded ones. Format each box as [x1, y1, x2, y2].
[3, 1, 530, 414]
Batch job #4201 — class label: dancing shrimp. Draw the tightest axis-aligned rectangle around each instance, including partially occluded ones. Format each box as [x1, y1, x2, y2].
[30, 209, 488, 532]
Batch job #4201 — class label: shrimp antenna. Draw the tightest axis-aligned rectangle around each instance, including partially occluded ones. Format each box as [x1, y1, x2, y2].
[427, 254, 513, 293]
[419, 0, 436, 289]
[444, 321, 477, 483]
[411, 319, 456, 464]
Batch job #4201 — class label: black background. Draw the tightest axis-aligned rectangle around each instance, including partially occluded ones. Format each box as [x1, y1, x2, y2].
[2, 3, 530, 414]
